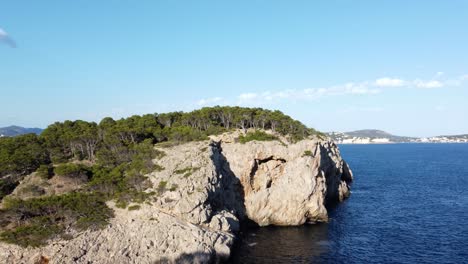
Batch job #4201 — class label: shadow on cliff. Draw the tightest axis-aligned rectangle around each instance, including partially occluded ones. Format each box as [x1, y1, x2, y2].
[209, 141, 248, 222]
[319, 143, 353, 210]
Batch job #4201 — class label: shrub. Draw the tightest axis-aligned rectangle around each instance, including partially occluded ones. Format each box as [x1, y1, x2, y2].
[238, 130, 279, 144]
[0, 179, 19, 201]
[0, 222, 60, 248]
[302, 150, 314, 157]
[153, 164, 165, 172]
[174, 167, 200, 178]
[169, 184, 178, 192]
[157, 181, 167, 193]
[36, 164, 54, 179]
[88, 164, 152, 206]
[127, 205, 141, 211]
[174, 167, 191, 175]
[154, 149, 166, 159]
[55, 163, 91, 179]
[0, 192, 114, 247]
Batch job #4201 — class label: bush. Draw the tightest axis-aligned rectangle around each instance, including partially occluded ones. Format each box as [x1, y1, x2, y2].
[0, 179, 19, 201]
[36, 164, 54, 179]
[0, 192, 114, 247]
[174, 167, 200, 178]
[174, 167, 191, 175]
[238, 130, 279, 144]
[302, 150, 314, 157]
[169, 184, 178, 192]
[127, 205, 141, 211]
[55, 163, 91, 179]
[153, 164, 165, 172]
[0, 222, 60, 248]
[157, 181, 167, 193]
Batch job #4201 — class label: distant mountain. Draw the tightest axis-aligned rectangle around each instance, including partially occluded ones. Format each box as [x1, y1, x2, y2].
[327, 129, 467, 144]
[327, 129, 415, 143]
[345, 129, 395, 138]
[0, 126, 43, 137]
[439, 134, 468, 139]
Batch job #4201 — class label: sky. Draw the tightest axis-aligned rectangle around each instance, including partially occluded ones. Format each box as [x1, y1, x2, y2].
[1, 1, 467, 137]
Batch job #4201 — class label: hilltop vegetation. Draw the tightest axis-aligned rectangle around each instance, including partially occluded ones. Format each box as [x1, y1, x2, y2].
[1, 107, 318, 178]
[0, 106, 320, 247]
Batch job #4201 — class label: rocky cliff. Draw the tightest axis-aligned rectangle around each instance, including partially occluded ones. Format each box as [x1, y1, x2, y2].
[0, 133, 352, 264]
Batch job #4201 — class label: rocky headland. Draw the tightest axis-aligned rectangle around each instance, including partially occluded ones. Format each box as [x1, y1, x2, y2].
[0, 131, 352, 264]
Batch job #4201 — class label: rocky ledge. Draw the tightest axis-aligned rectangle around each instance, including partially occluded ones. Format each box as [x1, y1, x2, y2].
[0, 133, 352, 264]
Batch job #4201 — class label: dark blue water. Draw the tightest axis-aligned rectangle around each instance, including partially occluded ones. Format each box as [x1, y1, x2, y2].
[230, 144, 468, 264]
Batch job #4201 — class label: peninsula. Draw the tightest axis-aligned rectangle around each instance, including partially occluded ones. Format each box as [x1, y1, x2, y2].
[0, 107, 352, 263]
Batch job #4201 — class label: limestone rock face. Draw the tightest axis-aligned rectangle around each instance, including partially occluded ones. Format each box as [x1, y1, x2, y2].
[0, 136, 352, 263]
[221, 139, 353, 226]
[0, 205, 235, 264]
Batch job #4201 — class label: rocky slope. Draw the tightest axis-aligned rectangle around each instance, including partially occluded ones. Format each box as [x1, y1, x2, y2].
[0, 132, 352, 264]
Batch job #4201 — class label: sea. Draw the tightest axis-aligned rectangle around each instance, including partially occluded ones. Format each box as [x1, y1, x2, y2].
[229, 144, 468, 264]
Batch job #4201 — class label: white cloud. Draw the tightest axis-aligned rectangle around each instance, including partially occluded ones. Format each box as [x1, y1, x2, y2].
[375, 76, 451, 89]
[434, 72, 445, 78]
[238, 93, 258, 100]
[413, 80, 443, 88]
[197, 97, 223, 106]
[196, 72, 466, 107]
[236, 82, 381, 105]
[375, 77, 406, 87]
[0, 27, 16, 48]
[337, 106, 384, 114]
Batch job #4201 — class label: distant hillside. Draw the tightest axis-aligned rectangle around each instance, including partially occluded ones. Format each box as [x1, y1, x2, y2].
[439, 134, 468, 139]
[327, 129, 468, 144]
[345, 129, 416, 142]
[0, 126, 43, 137]
[327, 129, 415, 143]
[345, 129, 393, 138]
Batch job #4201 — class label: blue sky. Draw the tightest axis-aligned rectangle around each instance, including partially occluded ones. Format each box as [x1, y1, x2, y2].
[1, 1, 467, 137]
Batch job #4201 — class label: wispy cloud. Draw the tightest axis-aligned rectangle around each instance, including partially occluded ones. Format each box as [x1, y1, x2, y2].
[413, 80, 443, 88]
[374, 77, 445, 89]
[197, 97, 224, 106]
[235, 82, 381, 105]
[375, 78, 406, 87]
[0, 28, 17, 48]
[337, 106, 385, 114]
[195, 73, 468, 107]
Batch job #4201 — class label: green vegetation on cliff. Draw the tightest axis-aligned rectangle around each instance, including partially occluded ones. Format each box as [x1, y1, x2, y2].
[1, 107, 317, 177]
[238, 130, 279, 144]
[0, 192, 113, 247]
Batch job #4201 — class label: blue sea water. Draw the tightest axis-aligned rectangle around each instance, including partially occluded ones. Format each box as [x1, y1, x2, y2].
[229, 144, 468, 264]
